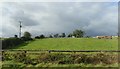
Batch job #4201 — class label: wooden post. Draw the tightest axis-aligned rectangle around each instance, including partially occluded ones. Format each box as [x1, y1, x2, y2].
[23, 51, 27, 58]
[2, 50, 4, 61]
[73, 51, 76, 54]
[48, 50, 51, 53]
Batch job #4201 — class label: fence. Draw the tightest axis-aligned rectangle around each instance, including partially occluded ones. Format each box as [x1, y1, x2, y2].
[1, 50, 120, 54]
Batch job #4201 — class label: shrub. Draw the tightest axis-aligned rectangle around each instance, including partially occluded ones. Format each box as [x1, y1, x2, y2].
[35, 35, 45, 39]
[74, 54, 88, 63]
[49, 53, 66, 61]
[49, 35, 53, 38]
[30, 59, 39, 65]
[35, 36, 40, 39]
[2, 38, 24, 49]
[2, 52, 13, 61]
[2, 52, 118, 66]
[39, 34, 45, 39]
[13, 51, 29, 63]
[95, 53, 118, 64]
[37, 53, 51, 63]
[37, 53, 67, 63]
[2, 63, 25, 69]
[20, 37, 33, 41]
[58, 56, 73, 64]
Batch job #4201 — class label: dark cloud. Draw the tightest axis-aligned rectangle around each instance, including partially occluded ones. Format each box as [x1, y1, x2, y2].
[11, 13, 39, 26]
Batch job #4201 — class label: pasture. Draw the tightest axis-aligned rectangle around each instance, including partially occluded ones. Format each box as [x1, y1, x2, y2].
[13, 38, 118, 50]
[2, 38, 119, 68]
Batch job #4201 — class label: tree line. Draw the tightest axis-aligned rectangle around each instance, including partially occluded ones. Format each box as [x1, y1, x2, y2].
[35, 29, 85, 39]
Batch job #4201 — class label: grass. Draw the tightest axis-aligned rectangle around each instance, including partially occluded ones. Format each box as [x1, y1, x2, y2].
[2, 61, 119, 67]
[12, 38, 118, 50]
[34, 63, 119, 67]
[3, 38, 119, 68]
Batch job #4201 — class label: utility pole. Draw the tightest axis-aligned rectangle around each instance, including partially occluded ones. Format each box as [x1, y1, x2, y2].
[19, 21, 22, 38]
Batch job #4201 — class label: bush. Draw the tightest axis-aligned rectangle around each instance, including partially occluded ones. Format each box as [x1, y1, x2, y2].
[2, 38, 24, 49]
[95, 53, 118, 64]
[36, 53, 118, 64]
[35, 36, 40, 39]
[14, 51, 28, 63]
[35, 35, 45, 39]
[39, 34, 45, 39]
[2, 52, 118, 66]
[37, 53, 51, 63]
[73, 53, 118, 64]
[49, 35, 53, 38]
[14, 53, 36, 65]
[2, 63, 25, 69]
[37, 53, 67, 63]
[20, 37, 33, 41]
[58, 56, 73, 64]
[2, 52, 13, 61]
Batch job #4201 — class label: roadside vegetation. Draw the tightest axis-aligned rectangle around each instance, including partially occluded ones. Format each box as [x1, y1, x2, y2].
[2, 52, 119, 68]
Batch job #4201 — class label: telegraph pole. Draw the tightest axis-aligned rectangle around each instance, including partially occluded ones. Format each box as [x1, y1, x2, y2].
[19, 21, 22, 38]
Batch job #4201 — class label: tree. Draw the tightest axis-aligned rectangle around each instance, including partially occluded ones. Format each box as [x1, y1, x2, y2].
[86, 36, 91, 38]
[23, 31, 31, 38]
[59, 35, 62, 38]
[67, 33, 73, 37]
[54, 34, 59, 38]
[61, 33, 66, 37]
[117, 33, 120, 37]
[14, 35, 18, 38]
[21, 31, 32, 41]
[72, 29, 85, 38]
[35, 36, 40, 39]
[49, 35, 53, 38]
[39, 34, 45, 39]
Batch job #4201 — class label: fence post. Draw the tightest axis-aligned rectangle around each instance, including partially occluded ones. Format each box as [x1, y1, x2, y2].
[2, 50, 4, 61]
[48, 50, 51, 53]
[23, 51, 27, 58]
[73, 51, 76, 54]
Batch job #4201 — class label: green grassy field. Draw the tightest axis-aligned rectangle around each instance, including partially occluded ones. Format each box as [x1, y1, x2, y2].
[13, 38, 118, 50]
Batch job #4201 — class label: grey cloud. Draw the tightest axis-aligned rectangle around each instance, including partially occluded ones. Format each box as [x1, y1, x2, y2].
[2, 3, 40, 27]
[1, 2, 118, 37]
[11, 13, 39, 26]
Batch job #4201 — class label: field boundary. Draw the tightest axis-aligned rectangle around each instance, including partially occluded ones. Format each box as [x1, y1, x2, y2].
[1, 50, 120, 53]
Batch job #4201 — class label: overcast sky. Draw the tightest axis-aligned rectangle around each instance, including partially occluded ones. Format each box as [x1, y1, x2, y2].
[1, 2, 118, 37]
